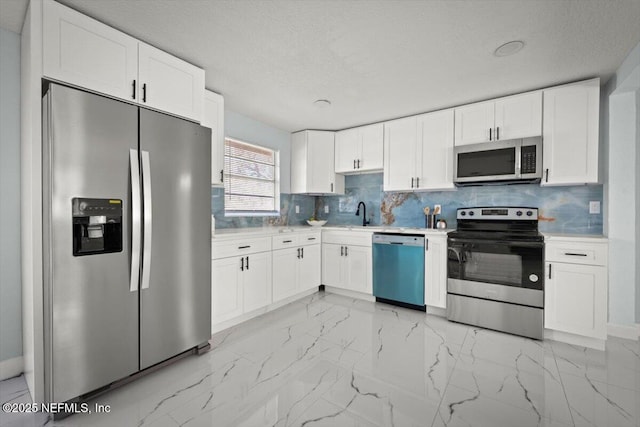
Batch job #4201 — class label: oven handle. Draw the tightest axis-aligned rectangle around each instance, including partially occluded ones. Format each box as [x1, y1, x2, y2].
[448, 238, 543, 248]
[448, 247, 465, 263]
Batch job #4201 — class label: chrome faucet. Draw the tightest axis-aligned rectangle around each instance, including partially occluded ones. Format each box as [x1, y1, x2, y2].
[355, 201, 370, 227]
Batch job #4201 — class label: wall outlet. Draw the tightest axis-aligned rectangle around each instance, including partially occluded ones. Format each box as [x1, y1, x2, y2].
[589, 201, 600, 214]
[295, 205, 300, 214]
[324, 205, 329, 214]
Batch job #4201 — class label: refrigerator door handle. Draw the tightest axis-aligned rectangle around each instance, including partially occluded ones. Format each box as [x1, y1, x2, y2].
[129, 149, 141, 292]
[141, 150, 153, 290]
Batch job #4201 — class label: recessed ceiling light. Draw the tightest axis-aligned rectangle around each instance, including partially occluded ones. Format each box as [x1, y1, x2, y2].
[494, 40, 525, 57]
[313, 99, 331, 108]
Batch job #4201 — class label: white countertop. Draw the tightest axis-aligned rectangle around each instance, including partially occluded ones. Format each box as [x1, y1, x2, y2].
[542, 232, 608, 242]
[212, 225, 451, 240]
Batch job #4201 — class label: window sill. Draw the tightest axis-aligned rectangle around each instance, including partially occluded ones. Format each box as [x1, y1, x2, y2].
[224, 211, 280, 218]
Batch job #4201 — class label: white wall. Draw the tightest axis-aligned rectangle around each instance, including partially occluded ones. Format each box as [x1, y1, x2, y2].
[605, 40, 640, 326]
[224, 109, 292, 193]
[0, 28, 23, 374]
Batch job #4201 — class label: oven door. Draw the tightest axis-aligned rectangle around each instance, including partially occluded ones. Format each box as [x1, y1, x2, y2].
[447, 237, 544, 307]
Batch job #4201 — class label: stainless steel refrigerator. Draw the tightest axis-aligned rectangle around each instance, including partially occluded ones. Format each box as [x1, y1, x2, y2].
[42, 83, 211, 404]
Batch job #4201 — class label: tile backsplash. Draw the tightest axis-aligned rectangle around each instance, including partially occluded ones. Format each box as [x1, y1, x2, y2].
[212, 173, 604, 235]
[211, 188, 315, 229]
[314, 173, 604, 235]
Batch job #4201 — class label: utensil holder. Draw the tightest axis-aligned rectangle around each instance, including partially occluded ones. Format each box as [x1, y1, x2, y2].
[425, 214, 437, 229]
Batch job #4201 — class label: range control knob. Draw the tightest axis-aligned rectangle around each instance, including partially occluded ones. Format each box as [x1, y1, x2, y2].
[516, 211, 523, 217]
[460, 211, 466, 216]
[468, 211, 475, 216]
[527, 211, 533, 217]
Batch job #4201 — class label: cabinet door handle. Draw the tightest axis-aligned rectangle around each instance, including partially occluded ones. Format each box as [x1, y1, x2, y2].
[416, 177, 420, 188]
[489, 127, 492, 141]
[307, 237, 316, 241]
[238, 245, 251, 249]
[545, 169, 549, 182]
[354, 160, 356, 169]
[496, 126, 500, 140]
[220, 169, 224, 183]
[297, 248, 301, 259]
[132, 80, 136, 100]
[340, 246, 344, 256]
[411, 177, 414, 188]
[142, 83, 147, 103]
[357, 159, 360, 169]
[345, 246, 348, 256]
[283, 240, 292, 243]
[331, 183, 334, 192]
[548, 264, 551, 279]
[241, 257, 244, 271]
[246, 256, 249, 270]
[564, 252, 588, 257]
[301, 247, 304, 258]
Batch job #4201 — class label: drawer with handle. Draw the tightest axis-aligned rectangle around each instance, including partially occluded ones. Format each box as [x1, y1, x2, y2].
[212, 236, 271, 259]
[298, 231, 321, 246]
[272, 235, 300, 250]
[545, 241, 607, 266]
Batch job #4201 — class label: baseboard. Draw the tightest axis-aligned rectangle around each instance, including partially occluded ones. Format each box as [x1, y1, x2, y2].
[607, 322, 640, 340]
[323, 286, 375, 302]
[427, 306, 447, 318]
[544, 330, 605, 351]
[0, 356, 24, 381]
[211, 288, 319, 335]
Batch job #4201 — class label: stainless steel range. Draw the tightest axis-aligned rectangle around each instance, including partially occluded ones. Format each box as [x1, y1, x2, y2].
[446, 207, 544, 339]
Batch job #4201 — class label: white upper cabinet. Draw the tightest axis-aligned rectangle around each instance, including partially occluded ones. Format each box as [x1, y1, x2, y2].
[383, 116, 418, 191]
[43, 0, 204, 122]
[138, 43, 204, 122]
[454, 100, 495, 145]
[541, 78, 600, 186]
[202, 90, 225, 186]
[335, 128, 360, 173]
[416, 109, 455, 190]
[43, 0, 138, 102]
[384, 110, 455, 191]
[335, 123, 383, 173]
[291, 131, 344, 194]
[454, 91, 542, 145]
[494, 92, 542, 141]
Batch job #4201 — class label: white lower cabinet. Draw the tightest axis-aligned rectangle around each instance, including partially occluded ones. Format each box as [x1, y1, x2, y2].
[211, 257, 243, 324]
[212, 230, 322, 331]
[242, 252, 273, 312]
[211, 252, 272, 326]
[321, 230, 372, 294]
[544, 238, 608, 342]
[424, 235, 447, 309]
[272, 239, 321, 302]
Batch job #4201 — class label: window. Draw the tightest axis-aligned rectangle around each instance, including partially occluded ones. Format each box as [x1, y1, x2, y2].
[224, 137, 280, 216]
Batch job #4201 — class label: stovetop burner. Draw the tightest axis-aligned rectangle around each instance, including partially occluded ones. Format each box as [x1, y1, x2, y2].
[450, 207, 542, 242]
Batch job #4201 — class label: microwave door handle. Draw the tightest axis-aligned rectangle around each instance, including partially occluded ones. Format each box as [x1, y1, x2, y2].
[515, 146, 522, 177]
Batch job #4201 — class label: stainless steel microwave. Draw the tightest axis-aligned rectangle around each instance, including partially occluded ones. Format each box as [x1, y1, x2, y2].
[453, 137, 542, 186]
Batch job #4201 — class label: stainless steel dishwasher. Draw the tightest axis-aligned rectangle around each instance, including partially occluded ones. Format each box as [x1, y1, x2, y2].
[372, 233, 426, 311]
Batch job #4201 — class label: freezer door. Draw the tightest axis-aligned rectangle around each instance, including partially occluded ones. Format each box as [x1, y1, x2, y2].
[139, 109, 212, 369]
[43, 84, 139, 403]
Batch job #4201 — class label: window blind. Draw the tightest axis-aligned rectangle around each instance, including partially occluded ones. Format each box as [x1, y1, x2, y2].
[224, 138, 279, 214]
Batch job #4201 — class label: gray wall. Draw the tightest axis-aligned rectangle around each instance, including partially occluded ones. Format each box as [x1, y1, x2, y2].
[224, 109, 292, 193]
[603, 40, 640, 326]
[0, 28, 23, 362]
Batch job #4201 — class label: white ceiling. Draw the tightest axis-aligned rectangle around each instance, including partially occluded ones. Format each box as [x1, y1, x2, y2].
[1, 1, 640, 132]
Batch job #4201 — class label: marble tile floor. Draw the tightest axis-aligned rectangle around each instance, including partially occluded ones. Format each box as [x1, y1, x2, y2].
[1, 291, 639, 427]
